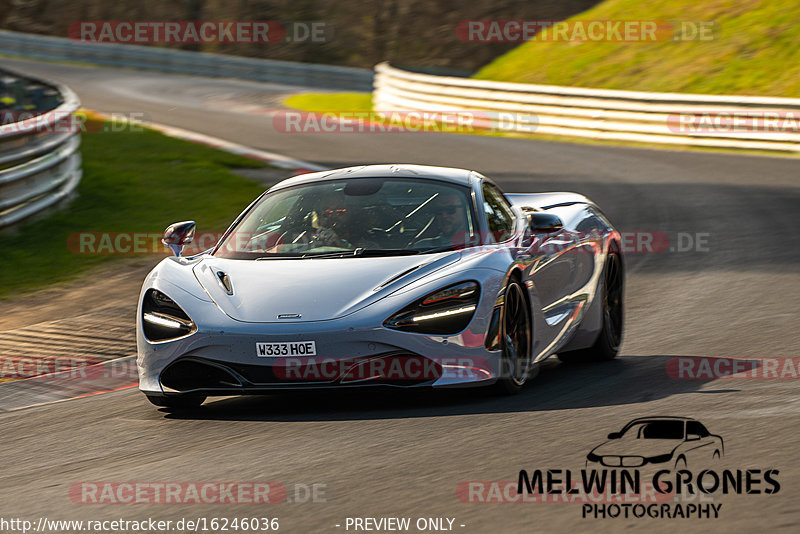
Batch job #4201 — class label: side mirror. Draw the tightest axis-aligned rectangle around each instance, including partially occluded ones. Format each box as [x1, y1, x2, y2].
[607, 432, 621, 440]
[528, 213, 563, 233]
[162, 221, 195, 257]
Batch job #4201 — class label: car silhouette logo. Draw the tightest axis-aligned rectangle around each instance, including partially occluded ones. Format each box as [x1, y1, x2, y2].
[586, 416, 724, 470]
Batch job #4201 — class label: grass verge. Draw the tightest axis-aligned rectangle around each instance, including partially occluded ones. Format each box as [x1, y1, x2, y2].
[282, 92, 372, 113]
[0, 113, 268, 298]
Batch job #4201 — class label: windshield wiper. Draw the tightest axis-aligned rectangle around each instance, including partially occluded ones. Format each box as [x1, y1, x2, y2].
[302, 248, 422, 258]
[255, 250, 358, 260]
[254, 248, 427, 260]
[301, 249, 364, 259]
[418, 245, 463, 254]
[357, 249, 421, 257]
[254, 254, 301, 260]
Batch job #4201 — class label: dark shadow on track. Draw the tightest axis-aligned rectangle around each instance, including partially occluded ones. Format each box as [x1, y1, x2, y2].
[162, 355, 745, 422]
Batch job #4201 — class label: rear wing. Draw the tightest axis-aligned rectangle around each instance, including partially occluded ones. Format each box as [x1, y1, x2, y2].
[504, 192, 596, 211]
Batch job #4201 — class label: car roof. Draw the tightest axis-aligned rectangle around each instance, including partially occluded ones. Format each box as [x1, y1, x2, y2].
[267, 164, 477, 192]
[625, 416, 698, 424]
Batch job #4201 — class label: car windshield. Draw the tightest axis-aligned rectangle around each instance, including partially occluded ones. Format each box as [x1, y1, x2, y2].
[621, 420, 685, 440]
[213, 178, 479, 259]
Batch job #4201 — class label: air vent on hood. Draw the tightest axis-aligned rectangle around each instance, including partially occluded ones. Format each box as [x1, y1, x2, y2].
[374, 265, 422, 291]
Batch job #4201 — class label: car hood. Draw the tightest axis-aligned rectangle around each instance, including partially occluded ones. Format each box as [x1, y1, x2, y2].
[591, 439, 681, 458]
[192, 252, 461, 323]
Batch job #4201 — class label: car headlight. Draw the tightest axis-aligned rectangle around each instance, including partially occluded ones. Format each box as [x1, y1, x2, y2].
[645, 452, 674, 464]
[141, 289, 196, 342]
[383, 281, 479, 335]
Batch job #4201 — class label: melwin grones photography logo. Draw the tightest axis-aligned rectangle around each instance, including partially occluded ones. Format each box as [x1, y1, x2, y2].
[511, 416, 780, 520]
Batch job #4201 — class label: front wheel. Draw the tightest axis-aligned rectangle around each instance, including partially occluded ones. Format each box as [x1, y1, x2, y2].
[146, 394, 206, 410]
[492, 280, 533, 395]
[559, 252, 624, 363]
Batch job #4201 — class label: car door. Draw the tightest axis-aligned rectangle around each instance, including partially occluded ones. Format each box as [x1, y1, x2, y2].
[480, 181, 560, 357]
[517, 205, 585, 354]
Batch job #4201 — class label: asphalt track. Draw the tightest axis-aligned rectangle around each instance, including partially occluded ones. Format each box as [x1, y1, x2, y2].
[2, 58, 800, 533]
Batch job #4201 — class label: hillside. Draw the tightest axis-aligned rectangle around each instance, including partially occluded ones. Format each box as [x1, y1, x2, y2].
[0, 0, 598, 71]
[475, 0, 800, 96]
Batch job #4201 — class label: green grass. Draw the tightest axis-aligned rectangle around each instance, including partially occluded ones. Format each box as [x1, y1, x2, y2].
[475, 0, 800, 97]
[283, 92, 372, 113]
[0, 115, 268, 298]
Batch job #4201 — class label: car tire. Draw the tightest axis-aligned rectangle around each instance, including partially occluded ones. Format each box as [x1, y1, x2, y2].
[492, 278, 533, 395]
[146, 394, 206, 409]
[558, 252, 624, 363]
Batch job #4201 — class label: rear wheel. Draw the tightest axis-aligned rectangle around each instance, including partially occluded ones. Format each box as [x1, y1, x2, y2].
[559, 252, 624, 363]
[146, 394, 206, 409]
[493, 279, 532, 395]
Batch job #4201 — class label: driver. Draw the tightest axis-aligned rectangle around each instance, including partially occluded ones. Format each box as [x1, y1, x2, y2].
[313, 204, 351, 248]
[295, 185, 349, 248]
[278, 187, 382, 251]
[272, 189, 351, 251]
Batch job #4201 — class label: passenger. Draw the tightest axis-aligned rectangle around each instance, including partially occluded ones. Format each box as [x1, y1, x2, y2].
[423, 190, 470, 249]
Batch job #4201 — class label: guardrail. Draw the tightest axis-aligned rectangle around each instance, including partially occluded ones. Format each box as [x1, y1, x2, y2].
[0, 29, 373, 91]
[0, 70, 82, 228]
[373, 62, 800, 153]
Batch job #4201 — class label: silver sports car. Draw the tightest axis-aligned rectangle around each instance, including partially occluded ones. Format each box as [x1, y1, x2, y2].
[137, 164, 624, 408]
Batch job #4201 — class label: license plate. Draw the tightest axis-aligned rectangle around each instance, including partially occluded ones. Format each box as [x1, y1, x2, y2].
[256, 341, 317, 357]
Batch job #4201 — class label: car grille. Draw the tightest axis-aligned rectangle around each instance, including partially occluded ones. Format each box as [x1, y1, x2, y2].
[160, 359, 242, 392]
[160, 352, 442, 390]
[601, 455, 645, 467]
